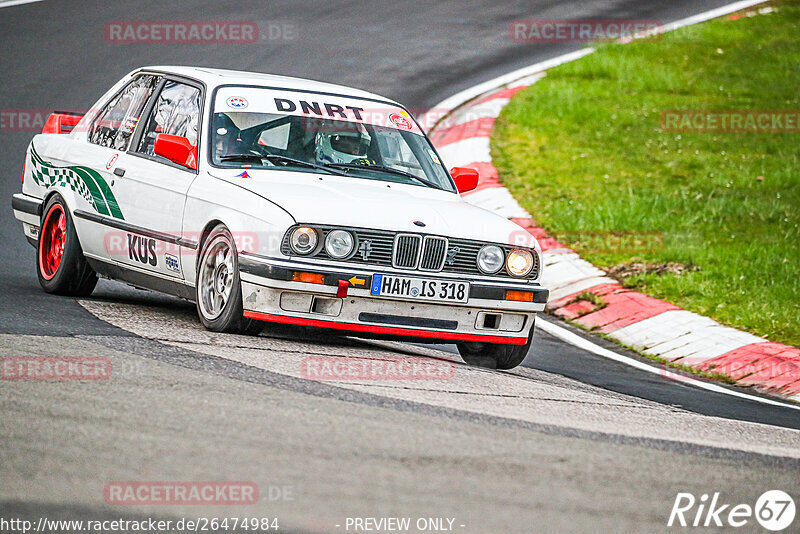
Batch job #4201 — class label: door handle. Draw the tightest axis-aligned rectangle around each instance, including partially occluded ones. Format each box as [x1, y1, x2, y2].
[113, 168, 126, 177]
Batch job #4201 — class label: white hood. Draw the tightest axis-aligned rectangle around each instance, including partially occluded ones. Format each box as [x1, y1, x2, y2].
[210, 169, 538, 249]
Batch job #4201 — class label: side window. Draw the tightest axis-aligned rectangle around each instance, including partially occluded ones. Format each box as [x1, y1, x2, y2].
[88, 75, 158, 151]
[376, 129, 426, 178]
[137, 80, 201, 162]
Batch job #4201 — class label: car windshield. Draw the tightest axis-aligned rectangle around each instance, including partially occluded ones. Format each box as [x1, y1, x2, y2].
[211, 87, 455, 192]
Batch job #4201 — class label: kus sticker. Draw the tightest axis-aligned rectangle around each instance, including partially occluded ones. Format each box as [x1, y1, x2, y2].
[127, 233, 157, 267]
[226, 96, 248, 109]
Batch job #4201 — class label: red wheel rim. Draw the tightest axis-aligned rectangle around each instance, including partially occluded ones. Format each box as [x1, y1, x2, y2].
[39, 204, 66, 281]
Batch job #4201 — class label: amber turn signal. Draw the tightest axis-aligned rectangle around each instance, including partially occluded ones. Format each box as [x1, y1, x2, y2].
[292, 271, 325, 285]
[505, 290, 534, 302]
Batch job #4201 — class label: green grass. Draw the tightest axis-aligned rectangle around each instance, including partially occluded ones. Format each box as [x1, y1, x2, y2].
[492, 1, 800, 347]
[569, 291, 608, 316]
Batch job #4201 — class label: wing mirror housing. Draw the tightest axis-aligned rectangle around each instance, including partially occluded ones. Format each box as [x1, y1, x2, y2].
[450, 167, 479, 193]
[154, 133, 197, 170]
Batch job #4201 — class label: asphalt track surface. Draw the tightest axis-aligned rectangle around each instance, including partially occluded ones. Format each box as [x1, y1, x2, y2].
[1, 1, 798, 533]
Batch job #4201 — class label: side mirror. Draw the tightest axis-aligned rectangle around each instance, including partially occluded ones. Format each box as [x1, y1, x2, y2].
[154, 133, 197, 170]
[450, 167, 479, 193]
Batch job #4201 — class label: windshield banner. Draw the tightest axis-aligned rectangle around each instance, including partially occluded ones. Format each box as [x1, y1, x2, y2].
[214, 87, 423, 135]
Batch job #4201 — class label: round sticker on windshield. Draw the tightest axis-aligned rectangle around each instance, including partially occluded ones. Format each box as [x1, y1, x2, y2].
[226, 96, 248, 109]
[427, 149, 441, 164]
[389, 113, 412, 130]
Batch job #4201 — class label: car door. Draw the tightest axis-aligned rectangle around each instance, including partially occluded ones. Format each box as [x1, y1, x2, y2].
[67, 74, 161, 263]
[107, 77, 203, 280]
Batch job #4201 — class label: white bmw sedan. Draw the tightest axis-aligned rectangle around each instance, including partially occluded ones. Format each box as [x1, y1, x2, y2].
[12, 66, 548, 369]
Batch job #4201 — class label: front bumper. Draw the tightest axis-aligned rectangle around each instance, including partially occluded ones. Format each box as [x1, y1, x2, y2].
[239, 253, 548, 344]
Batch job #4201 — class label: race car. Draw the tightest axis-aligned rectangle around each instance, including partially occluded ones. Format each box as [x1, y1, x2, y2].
[11, 66, 548, 369]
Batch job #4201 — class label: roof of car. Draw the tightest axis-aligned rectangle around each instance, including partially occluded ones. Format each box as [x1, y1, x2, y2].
[138, 66, 401, 106]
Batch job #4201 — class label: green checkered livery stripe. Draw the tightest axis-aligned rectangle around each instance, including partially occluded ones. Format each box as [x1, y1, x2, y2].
[29, 144, 124, 220]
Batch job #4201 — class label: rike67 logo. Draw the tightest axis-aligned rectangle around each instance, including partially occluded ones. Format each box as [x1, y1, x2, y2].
[669, 490, 796, 531]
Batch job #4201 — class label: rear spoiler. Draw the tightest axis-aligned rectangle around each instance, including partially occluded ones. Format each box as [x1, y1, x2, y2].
[42, 110, 84, 134]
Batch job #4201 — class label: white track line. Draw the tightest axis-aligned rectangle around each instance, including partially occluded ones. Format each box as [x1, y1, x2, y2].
[537, 317, 800, 411]
[661, 0, 771, 32]
[422, 0, 771, 130]
[0, 0, 46, 8]
[423, 49, 594, 128]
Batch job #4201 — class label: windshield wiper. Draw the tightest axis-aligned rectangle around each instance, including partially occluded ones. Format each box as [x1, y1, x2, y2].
[262, 154, 349, 176]
[219, 154, 264, 163]
[325, 163, 443, 190]
[219, 154, 348, 176]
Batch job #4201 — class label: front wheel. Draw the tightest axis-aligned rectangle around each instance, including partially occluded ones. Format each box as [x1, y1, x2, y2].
[195, 224, 262, 335]
[37, 193, 98, 296]
[457, 318, 535, 370]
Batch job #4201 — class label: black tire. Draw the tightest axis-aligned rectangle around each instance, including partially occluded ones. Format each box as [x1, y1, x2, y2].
[195, 224, 262, 335]
[457, 318, 535, 370]
[37, 193, 98, 297]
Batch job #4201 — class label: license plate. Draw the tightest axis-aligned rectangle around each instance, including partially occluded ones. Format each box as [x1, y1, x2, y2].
[370, 274, 469, 303]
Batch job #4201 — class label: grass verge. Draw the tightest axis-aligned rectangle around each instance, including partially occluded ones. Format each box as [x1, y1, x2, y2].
[492, 1, 800, 347]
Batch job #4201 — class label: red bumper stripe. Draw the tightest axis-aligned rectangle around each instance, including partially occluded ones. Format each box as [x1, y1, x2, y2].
[243, 311, 528, 345]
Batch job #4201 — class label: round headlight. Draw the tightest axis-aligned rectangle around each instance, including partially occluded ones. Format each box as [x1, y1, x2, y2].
[290, 227, 318, 255]
[477, 245, 505, 274]
[506, 249, 534, 277]
[325, 230, 355, 259]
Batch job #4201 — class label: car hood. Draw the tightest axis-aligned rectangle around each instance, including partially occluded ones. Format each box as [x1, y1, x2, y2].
[210, 169, 538, 249]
